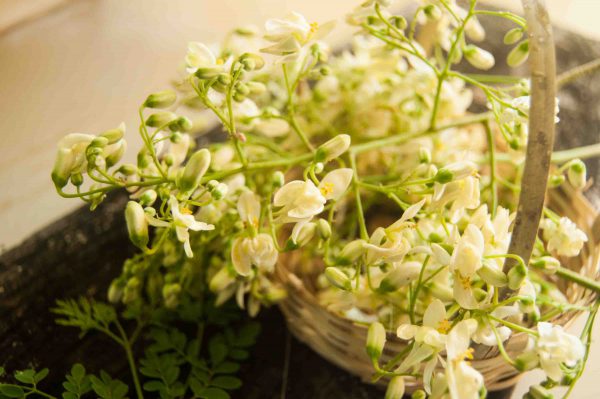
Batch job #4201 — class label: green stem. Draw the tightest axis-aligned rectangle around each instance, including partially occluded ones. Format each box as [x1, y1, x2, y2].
[555, 266, 600, 294]
[115, 321, 144, 399]
[487, 314, 538, 336]
[349, 153, 368, 240]
[487, 317, 517, 367]
[484, 121, 498, 216]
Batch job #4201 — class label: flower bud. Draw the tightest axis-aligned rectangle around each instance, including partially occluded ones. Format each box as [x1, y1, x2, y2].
[235, 82, 250, 96]
[464, 44, 495, 70]
[507, 40, 529, 67]
[314, 162, 324, 174]
[428, 282, 454, 301]
[390, 16, 407, 30]
[465, 18, 485, 42]
[507, 262, 528, 290]
[423, 5, 442, 21]
[324, 267, 352, 291]
[271, 171, 285, 188]
[316, 219, 332, 240]
[210, 182, 229, 200]
[434, 161, 477, 183]
[71, 173, 84, 187]
[125, 201, 149, 250]
[567, 160, 586, 189]
[366, 322, 386, 361]
[378, 262, 421, 292]
[385, 376, 405, 399]
[101, 122, 126, 144]
[530, 256, 560, 275]
[477, 262, 508, 287]
[504, 28, 523, 45]
[91, 136, 109, 148]
[529, 385, 553, 399]
[105, 140, 126, 168]
[290, 222, 316, 247]
[123, 277, 141, 304]
[139, 189, 158, 206]
[209, 267, 235, 292]
[411, 390, 426, 399]
[246, 81, 266, 94]
[162, 283, 182, 309]
[338, 239, 366, 265]
[548, 174, 565, 188]
[107, 279, 125, 303]
[194, 66, 222, 79]
[315, 134, 351, 163]
[145, 112, 177, 127]
[418, 147, 431, 164]
[178, 149, 211, 192]
[52, 149, 75, 188]
[515, 350, 539, 371]
[118, 163, 137, 176]
[240, 53, 265, 70]
[264, 285, 287, 302]
[319, 66, 332, 76]
[144, 90, 177, 109]
[175, 116, 193, 132]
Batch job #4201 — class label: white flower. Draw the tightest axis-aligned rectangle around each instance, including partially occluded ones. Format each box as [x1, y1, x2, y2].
[231, 233, 278, 276]
[541, 217, 588, 257]
[54, 133, 95, 174]
[273, 180, 326, 223]
[432, 176, 480, 223]
[261, 12, 335, 61]
[533, 322, 585, 381]
[397, 299, 451, 351]
[237, 191, 261, 229]
[168, 196, 215, 257]
[185, 42, 226, 76]
[318, 168, 354, 201]
[445, 319, 483, 399]
[472, 306, 518, 346]
[450, 224, 484, 309]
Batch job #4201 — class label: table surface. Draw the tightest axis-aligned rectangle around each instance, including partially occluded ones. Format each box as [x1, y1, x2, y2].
[1, 1, 600, 397]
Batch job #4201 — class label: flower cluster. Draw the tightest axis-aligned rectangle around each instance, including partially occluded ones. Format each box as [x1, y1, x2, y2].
[51, 1, 599, 398]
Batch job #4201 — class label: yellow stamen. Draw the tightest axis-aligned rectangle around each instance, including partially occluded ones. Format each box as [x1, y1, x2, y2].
[181, 207, 193, 215]
[320, 182, 334, 197]
[310, 22, 319, 33]
[216, 58, 224, 65]
[460, 275, 471, 290]
[437, 319, 452, 334]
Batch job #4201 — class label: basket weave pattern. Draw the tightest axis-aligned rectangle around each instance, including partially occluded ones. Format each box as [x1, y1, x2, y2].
[275, 187, 600, 392]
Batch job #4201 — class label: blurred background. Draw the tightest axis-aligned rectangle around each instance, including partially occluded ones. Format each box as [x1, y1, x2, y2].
[0, 0, 599, 397]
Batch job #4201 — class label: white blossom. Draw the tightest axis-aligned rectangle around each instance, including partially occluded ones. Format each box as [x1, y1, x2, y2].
[169, 196, 215, 257]
[541, 217, 588, 257]
[533, 322, 585, 381]
[231, 233, 278, 276]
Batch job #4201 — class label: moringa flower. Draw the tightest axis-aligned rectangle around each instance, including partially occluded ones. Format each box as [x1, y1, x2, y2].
[541, 216, 588, 257]
[185, 42, 227, 77]
[449, 224, 484, 309]
[169, 196, 215, 257]
[444, 319, 483, 399]
[531, 322, 585, 381]
[231, 233, 278, 276]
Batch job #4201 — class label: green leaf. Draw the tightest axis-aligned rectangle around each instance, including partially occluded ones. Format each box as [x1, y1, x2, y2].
[235, 323, 260, 347]
[90, 371, 128, 399]
[0, 367, 5, 377]
[198, 387, 230, 399]
[213, 362, 240, 374]
[228, 349, 249, 361]
[142, 381, 164, 392]
[62, 363, 91, 399]
[34, 369, 49, 383]
[211, 376, 242, 390]
[14, 370, 35, 385]
[0, 385, 25, 398]
[209, 338, 227, 365]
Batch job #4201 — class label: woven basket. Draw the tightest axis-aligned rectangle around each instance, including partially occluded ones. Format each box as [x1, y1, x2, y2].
[274, 0, 600, 394]
[275, 187, 600, 393]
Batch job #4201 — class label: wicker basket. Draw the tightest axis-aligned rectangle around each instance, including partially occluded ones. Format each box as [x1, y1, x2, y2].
[275, 187, 600, 392]
[274, 0, 600, 394]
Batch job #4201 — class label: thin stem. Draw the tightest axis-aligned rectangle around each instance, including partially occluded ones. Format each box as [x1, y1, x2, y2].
[555, 266, 600, 294]
[488, 314, 538, 336]
[115, 320, 144, 399]
[282, 63, 314, 152]
[557, 58, 600, 88]
[484, 121, 498, 216]
[349, 153, 368, 240]
[487, 317, 517, 367]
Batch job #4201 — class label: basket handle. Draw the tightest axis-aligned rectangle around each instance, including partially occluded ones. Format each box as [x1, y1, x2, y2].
[503, 0, 556, 278]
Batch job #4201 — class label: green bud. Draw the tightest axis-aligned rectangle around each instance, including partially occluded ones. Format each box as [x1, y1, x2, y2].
[424, 4, 442, 20]
[106, 140, 126, 168]
[338, 239, 366, 265]
[52, 149, 75, 188]
[390, 16, 407, 30]
[90, 136, 108, 148]
[315, 134, 351, 163]
[378, 262, 421, 292]
[428, 282, 454, 302]
[567, 159, 586, 189]
[233, 92, 246, 102]
[418, 147, 431, 163]
[507, 40, 529, 67]
[145, 112, 177, 127]
[529, 384, 553, 399]
[264, 285, 287, 303]
[316, 219, 332, 240]
[366, 322, 386, 361]
[178, 149, 211, 192]
[530, 256, 560, 275]
[240, 53, 265, 70]
[70, 172, 84, 187]
[433, 168, 453, 184]
[411, 390, 426, 399]
[176, 116, 193, 132]
[217, 73, 231, 86]
[144, 90, 177, 109]
[125, 201, 149, 250]
[246, 81, 266, 94]
[195, 66, 222, 79]
[504, 28, 523, 45]
[271, 171, 285, 188]
[324, 267, 352, 291]
[477, 262, 508, 287]
[385, 376, 405, 399]
[119, 163, 137, 176]
[209, 267, 235, 292]
[162, 283, 182, 309]
[210, 182, 229, 200]
[507, 262, 528, 290]
[139, 189, 158, 206]
[548, 174, 565, 188]
[101, 122, 126, 144]
[463, 44, 495, 70]
[123, 277, 141, 304]
[107, 279, 125, 303]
